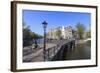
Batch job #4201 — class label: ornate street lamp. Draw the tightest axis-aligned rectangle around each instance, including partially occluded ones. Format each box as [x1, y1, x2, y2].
[42, 21, 48, 61]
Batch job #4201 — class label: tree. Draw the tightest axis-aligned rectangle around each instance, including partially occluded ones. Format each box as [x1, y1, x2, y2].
[23, 22, 43, 46]
[55, 29, 61, 39]
[23, 23, 32, 46]
[86, 29, 91, 38]
[30, 32, 43, 39]
[76, 22, 85, 39]
[23, 27, 30, 37]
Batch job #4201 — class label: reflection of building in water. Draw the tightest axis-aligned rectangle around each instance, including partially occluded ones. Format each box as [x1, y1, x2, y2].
[47, 25, 79, 40]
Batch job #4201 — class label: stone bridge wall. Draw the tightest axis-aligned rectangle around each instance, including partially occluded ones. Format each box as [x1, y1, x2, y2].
[51, 40, 75, 61]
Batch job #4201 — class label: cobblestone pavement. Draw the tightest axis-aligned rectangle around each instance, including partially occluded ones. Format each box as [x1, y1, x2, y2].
[23, 43, 56, 62]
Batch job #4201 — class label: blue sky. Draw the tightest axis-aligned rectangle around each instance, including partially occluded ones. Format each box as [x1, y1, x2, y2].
[23, 10, 91, 35]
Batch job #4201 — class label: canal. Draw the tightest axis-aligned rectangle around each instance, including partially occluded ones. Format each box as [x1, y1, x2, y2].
[63, 41, 91, 60]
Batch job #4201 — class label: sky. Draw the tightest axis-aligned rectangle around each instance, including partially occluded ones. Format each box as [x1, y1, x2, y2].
[23, 10, 91, 35]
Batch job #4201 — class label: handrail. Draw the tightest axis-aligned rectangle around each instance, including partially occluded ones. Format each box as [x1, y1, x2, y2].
[45, 39, 75, 61]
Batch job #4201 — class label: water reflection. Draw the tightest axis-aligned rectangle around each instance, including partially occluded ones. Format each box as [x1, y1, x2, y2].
[64, 41, 91, 60]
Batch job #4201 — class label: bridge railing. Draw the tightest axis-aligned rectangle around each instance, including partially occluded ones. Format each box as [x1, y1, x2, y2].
[45, 39, 76, 61]
[45, 45, 60, 61]
[45, 39, 68, 61]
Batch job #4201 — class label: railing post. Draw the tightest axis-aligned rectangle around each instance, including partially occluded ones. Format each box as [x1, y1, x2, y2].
[54, 46, 55, 55]
[47, 49, 49, 60]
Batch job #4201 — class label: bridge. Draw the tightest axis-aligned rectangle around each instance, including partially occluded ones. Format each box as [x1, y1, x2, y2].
[23, 39, 75, 62]
[44, 39, 75, 61]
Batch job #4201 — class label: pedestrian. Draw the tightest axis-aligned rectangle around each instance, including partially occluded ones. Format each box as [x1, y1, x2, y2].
[34, 39, 38, 49]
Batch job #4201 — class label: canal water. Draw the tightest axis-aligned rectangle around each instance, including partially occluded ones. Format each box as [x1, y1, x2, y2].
[63, 41, 91, 60]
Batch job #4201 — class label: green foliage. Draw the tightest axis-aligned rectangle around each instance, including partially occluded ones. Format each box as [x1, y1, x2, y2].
[23, 22, 43, 40]
[86, 29, 91, 38]
[23, 22, 43, 47]
[55, 29, 62, 39]
[76, 22, 85, 39]
[30, 32, 43, 39]
[23, 25, 31, 39]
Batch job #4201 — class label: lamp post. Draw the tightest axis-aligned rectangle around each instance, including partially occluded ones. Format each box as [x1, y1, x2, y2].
[42, 21, 48, 61]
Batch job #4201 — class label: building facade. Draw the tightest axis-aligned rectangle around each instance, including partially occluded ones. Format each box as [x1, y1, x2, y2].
[47, 27, 62, 39]
[47, 25, 78, 40]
